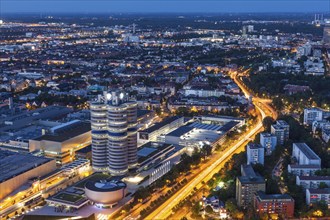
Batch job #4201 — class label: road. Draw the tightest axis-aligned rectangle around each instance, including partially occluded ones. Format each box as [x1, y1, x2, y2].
[145, 70, 276, 220]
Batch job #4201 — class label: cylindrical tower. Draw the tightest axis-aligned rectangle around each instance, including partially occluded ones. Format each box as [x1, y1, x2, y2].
[91, 91, 137, 176]
[126, 102, 138, 168]
[90, 98, 108, 171]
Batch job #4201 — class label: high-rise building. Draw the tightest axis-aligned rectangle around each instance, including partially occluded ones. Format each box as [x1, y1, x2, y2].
[260, 133, 277, 155]
[90, 91, 138, 176]
[236, 165, 265, 208]
[246, 143, 264, 165]
[271, 120, 290, 145]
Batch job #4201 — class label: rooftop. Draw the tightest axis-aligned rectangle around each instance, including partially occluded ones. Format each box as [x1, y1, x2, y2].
[255, 191, 294, 202]
[0, 150, 54, 183]
[298, 176, 330, 181]
[238, 164, 264, 184]
[33, 122, 91, 142]
[294, 143, 320, 161]
[141, 116, 183, 133]
[247, 143, 263, 149]
[166, 126, 194, 137]
[307, 188, 330, 194]
[85, 180, 126, 192]
[137, 142, 174, 164]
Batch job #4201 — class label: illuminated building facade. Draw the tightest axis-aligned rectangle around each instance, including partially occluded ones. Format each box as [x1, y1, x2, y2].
[90, 91, 137, 176]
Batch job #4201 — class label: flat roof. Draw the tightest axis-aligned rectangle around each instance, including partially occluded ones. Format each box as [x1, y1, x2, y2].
[0, 150, 54, 183]
[137, 142, 174, 163]
[166, 126, 194, 137]
[33, 122, 91, 142]
[247, 143, 263, 149]
[238, 164, 265, 184]
[201, 115, 245, 121]
[137, 147, 157, 157]
[294, 143, 320, 161]
[85, 180, 126, 192]
[238, 175, 265, 184]
[241, 164, 256, 177]
[307, 188, 330, 194]
[140, 116, 182, 133]
[0, 106, 72, 133]
[188, 122, 222, 131]
[298, 176, 330, 181]
[255, 191, 293, 201]
[288, 164, 321, 169]
[219, 121, 240, 133]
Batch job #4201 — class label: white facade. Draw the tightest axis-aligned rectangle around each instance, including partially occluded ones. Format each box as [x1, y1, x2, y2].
[292, 143, 321, 166]
[306, 188, 330, 206]
[260, 133, 277, 155]
[296, 176, 330, 189]
[270, 120, 289, 145]
[312, 120, 330, 134]
[288, 164, 320, 176]
[304, 108, 323, 125]
[246, 143, 264, 165]
[90, 91, 137, 176]
[271, 124, 285, 145]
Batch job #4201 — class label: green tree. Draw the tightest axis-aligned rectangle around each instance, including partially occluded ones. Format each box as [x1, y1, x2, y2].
[262, 116, 275, 132]
[192, 202, 201, 216]
[205, 205, 213, 213]
[319, 182, 328, 189]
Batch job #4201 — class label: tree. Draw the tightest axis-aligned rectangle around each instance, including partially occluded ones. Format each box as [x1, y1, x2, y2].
[225, 198, 238, 213]
[262, 116, 275, 132]
[201, 144, 212, 159]
[319, 182, 328, 189]
[192, 202, 201, 216]
[134, 187, 150, 201]
[205, 205, 213, 213]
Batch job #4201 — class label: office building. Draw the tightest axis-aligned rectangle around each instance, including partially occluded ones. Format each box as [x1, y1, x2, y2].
[236, 165, 266, 208]
[0, 150, 56, 200]
[254, 191, 295, 218]
[138, 116, 185, 144]
[306, 188, 330, 207]
[29, 120, 91, 164]
[246, 143, 264, 165]
[90, 91, 138, 176]
[137, 142, 175, 172]
[260, 133, 277, 155]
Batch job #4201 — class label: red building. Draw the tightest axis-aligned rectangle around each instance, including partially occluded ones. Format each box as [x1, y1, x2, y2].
[254, 191, 295, 218]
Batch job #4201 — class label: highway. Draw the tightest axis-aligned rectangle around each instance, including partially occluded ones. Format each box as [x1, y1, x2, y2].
[145, 70, 276, 220]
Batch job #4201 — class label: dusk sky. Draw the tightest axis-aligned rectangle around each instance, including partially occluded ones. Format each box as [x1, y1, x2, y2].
[0, 0, 329, 13]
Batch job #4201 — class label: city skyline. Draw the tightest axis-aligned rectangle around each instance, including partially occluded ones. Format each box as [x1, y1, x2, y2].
[1, 6, 330, 220]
